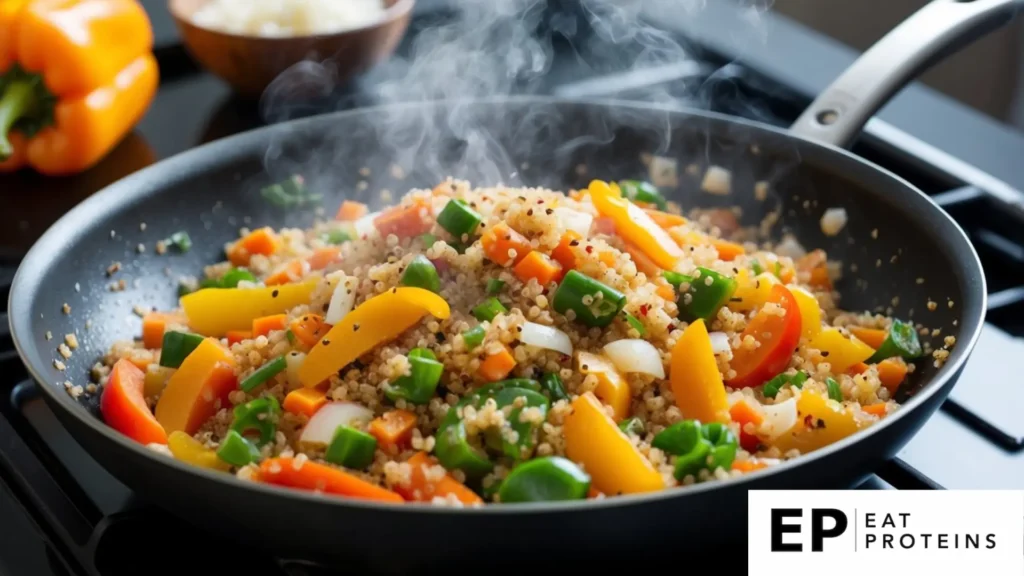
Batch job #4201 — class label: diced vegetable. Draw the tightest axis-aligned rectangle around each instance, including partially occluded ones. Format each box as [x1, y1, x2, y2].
[797, 249, 832, 290]
[554, 207, 594, 239]
[230, 396, 281, 447]
[168, 430, 230, 471]
[826, 377, 843, 402]
[673, 267, 737, 321]
[618, 417, 645, 437]
[288, 314, 329, 347]
[400, 255, 441, 293]
[478, 344, 517, 382]
[437, 199, 483, 239]
[475, 379, 542, 396]
[728, 269, 778, 313]
[862, 403, 887, 417]
[563, 392, 665, 495]
[154, 338, 237, 435]
[623, 311, 646, 336]
[498, 457, 590, 503]
[260, 175, 321, 209]
[227, 227, 280, 266]
[617, 179, 667, 210]
[265, 260, 306, 286]
[519, 321, 573, 356]
[181, 279, 318, 336]
[726, 284, 802, 388]
[308, 246, 342, 271]
[762, 371, 807, 399]
[652, 419, 701, 455]
[708, 331, 731, 354]
[728, 396, 764, 452]
[419, 233, 437, 247]
[732, 459, 769, 473]
[435, 397, 494, 478]
[513, 251, 562, 286]
[143, 364, 174, 397]
[299, 402, 374, 446]
[373, 200, 431, 239]
[643, 208, 687, 228]
[540, 372, 568, 402]
[484, 386, 550, 460]
[167, 231, 192, 253]
[285, 351, 305, 386]
[252, 314, 287, 338]
[588, 180, 684, 270]
[142, 311, 186, 349]
[603, 338, 665, 379]
[877, 357, 909, 393]
[866, 319, 922, 363]
[321, 229, 352, 245]
[384, 348, 444, 405]
[299, 288, 450, 387]
[669, 319, 729, 423]
[395, 451, 482, 505]
[239, 356, 286, 392]
[486, 278, 505, 295]
[325, 426, 377, 469]
[578, 351, 631, 421]
[789, 285, 822, 339]
[848, 326, 886, 349]
[335, 200, 368, 221]
[158, 331, 205, 368]
[220, 268, 257, 288]
[258, 457, 404, 503]
[101, 359, 168, 445]
[225, 330, 250, 346]
[552, 270, 626, 328]
[472, 297, 508, 322]
[283, 387, 327, 417]
[368, 409, 418, 450]
[551, 230, 581, 272]
[807, 327, 875, 374]
[324, 275, 357, 325]
[462, 325, 486, 349]
[758, 397, 799, 440]
[481, 222, 532, 266]
[772, 391, 861, 454]
[216, 430, 260, 467]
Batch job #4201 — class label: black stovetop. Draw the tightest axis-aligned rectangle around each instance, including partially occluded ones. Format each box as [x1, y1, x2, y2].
[2, 2, 1024, 575]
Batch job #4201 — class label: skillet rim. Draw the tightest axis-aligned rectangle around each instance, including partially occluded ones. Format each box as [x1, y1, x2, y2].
[8, 95, 987, 514]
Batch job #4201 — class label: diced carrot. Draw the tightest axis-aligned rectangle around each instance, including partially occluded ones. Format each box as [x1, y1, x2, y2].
[283, 387, 328, 417]
[335, 200, 368, 221]
[732, 459, 768, 473]
[227, 227, 280, 266]
[514, 251, 562, 286]
[259, 457, 404, 503]
[849, 327, 886, 349]
[656, 284, 676, 301]
[481, 222, 532, 267]
[622, 241, 661, 277]
[289, 314, 329, 347]
[226, 330, 251, 346]
[374, 200, 431, 239]
[847, 361, 870, 375]
[252, 314, 288, 338]
[395, 452, 483, 505]
[593, 217, 615, 235]
[643, 208, 687, 229]
[798, 249, 833, 290]
[368, 409, 418, 450]
[598, 251, 617, 267]
[551, 231, 581, 272]
[265, 259, 306, 286]
[729, 398, 764, 452]
[308, 246, 342, 271]
[862, 403, 888, 416]
[142, 312, 186, 349]
[478, 344, 516, 381]
[779, 267, 795, 284]
[101, 359, 168, 445]
[877, 357, 908, 393]
[711, 238, 745, 261]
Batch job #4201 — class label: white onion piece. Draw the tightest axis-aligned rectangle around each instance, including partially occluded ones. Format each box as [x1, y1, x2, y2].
[325, 276, 357, 324]
[820, 207, 848, 236]
[285, 351, 306, 386]
[555, 207, 594, 238]
[299, 402, 373, 446]
[603, 339, 665, 379]
[709, 331, 731, 354]
[353, 211, 380, 239]
[759, 397, 798, 440]
[701, 165, 732, 195]
[519, 321, 573, 356]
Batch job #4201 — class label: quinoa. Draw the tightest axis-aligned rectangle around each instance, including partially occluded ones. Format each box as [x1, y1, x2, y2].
[92, 178, 925, 506]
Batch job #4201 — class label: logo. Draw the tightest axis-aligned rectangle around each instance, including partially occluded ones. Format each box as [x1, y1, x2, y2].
[748, 490, 1024, 575]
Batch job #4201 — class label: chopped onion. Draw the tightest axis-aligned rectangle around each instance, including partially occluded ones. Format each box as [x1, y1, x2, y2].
[759, 397, 798, 440]
[709, 331, 731, 354]
[555, 207, 594, 238]
[701, 165, 732, 195]
[353, 211, 380, 239]
[299, 401, 373, 446]
[820, 207, 848, 236]
[325, 276, 357, 324]
[603, 339, 665, 379]
[285, 351, 306, 386]
[519, 321, 573, 356]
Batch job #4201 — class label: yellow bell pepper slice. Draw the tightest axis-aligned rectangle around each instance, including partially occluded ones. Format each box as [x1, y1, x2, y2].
[728, 270, 779, 312]
[155, 338, 238, 435]
[807, 327, 875, 373]
[563, 392, 665, 495]
[299, 287, 450, 387]
[771, 390, 862, 454]
[588, 180, 685, 270]
[143, 364, 174, 397]
[670, 318, 729, 423]
[578, 351, 631, 421]
[788, 285, 822, 339]
[167, 430, 231, 472]
[180, 279, 318, 336]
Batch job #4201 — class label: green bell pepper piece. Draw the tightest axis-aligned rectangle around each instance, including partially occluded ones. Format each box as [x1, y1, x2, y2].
[866, 319, 922, 363]
[230, 396, 281, 447]
[498, 456, 590, 503]
[325, 426, 377, 470]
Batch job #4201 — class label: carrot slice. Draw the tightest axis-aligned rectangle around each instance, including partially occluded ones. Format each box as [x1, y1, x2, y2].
[643, 208, 687, 228]
[374, 200, 431, 239]
[289, 314, 330, 347]
[862, 403, 888, 417]
[335, 200, 368, 221]
[395, 452, 483, 505]
[849, 327, 886, 349]
[252, 314, 288, 338]
[481, 222, 532, 267]
[513, 251, 562, 286]
[142, 312, 186, 349]
[478, 344, 516, 381]
[227, 227, 280, 266]
[265, 260, 305, 286]
[877, 357, 908, 393]
[368, 409, 418, 449]
[283, 387, 328, 417]
[551, 230, 581, 272]
[226, 330, 251, 346]
[100, 359, 168, 445]
[732, 459, 768, 473]
[259, 457, 404, 503]
[308, 246, 342, 271]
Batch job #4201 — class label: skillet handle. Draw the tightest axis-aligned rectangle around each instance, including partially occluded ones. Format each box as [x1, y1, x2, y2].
[789, 0, 1022, 149]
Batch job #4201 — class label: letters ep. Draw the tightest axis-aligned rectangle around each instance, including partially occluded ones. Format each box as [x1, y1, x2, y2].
[770, 508, 848, 552]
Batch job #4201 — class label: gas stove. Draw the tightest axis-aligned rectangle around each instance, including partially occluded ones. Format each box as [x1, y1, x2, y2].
[2, 1, 1024, 575]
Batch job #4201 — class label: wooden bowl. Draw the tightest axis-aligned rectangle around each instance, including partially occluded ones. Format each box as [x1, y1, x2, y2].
[169, 0, 414, 97]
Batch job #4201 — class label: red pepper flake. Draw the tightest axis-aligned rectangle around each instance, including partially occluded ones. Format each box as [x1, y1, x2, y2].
[639, 304, 650, 316]
[585, 245, 594, 254]
[803, 414, 814, 428]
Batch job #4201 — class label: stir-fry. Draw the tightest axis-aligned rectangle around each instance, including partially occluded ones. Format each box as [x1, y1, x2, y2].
[95, 177, 924, 506]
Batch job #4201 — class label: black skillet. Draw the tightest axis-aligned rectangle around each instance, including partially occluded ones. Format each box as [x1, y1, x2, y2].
[8, 0, 1011, 571]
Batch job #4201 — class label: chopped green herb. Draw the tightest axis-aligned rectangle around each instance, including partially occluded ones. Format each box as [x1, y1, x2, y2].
[167, 231, 192, 253]
[463, 325, 487, 349]
[751, 261, 764, 275]
[762, 371, 807, 398]
[826, 377, 843, 402]
[321, 229, 352, 245]
[624, 311, 646, 335]
[472, 297, 508, 322]
[486, 278, 505, 295]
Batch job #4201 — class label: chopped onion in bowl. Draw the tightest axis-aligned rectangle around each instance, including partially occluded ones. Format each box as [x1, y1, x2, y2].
[603, 339, 665, 379]
[325, 276, 357, 324]
[555, 207, 594, 238]
[299, 402, 373, 446]
[285, 351, 306, 386]
[519, 321, 573, 356]
[759, 397, 798, 440]
[709, 331, 731, 354]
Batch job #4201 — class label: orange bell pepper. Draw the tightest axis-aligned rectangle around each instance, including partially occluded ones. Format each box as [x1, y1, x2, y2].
[588, 180, 685, 270]
[0, 0, 157, 175]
